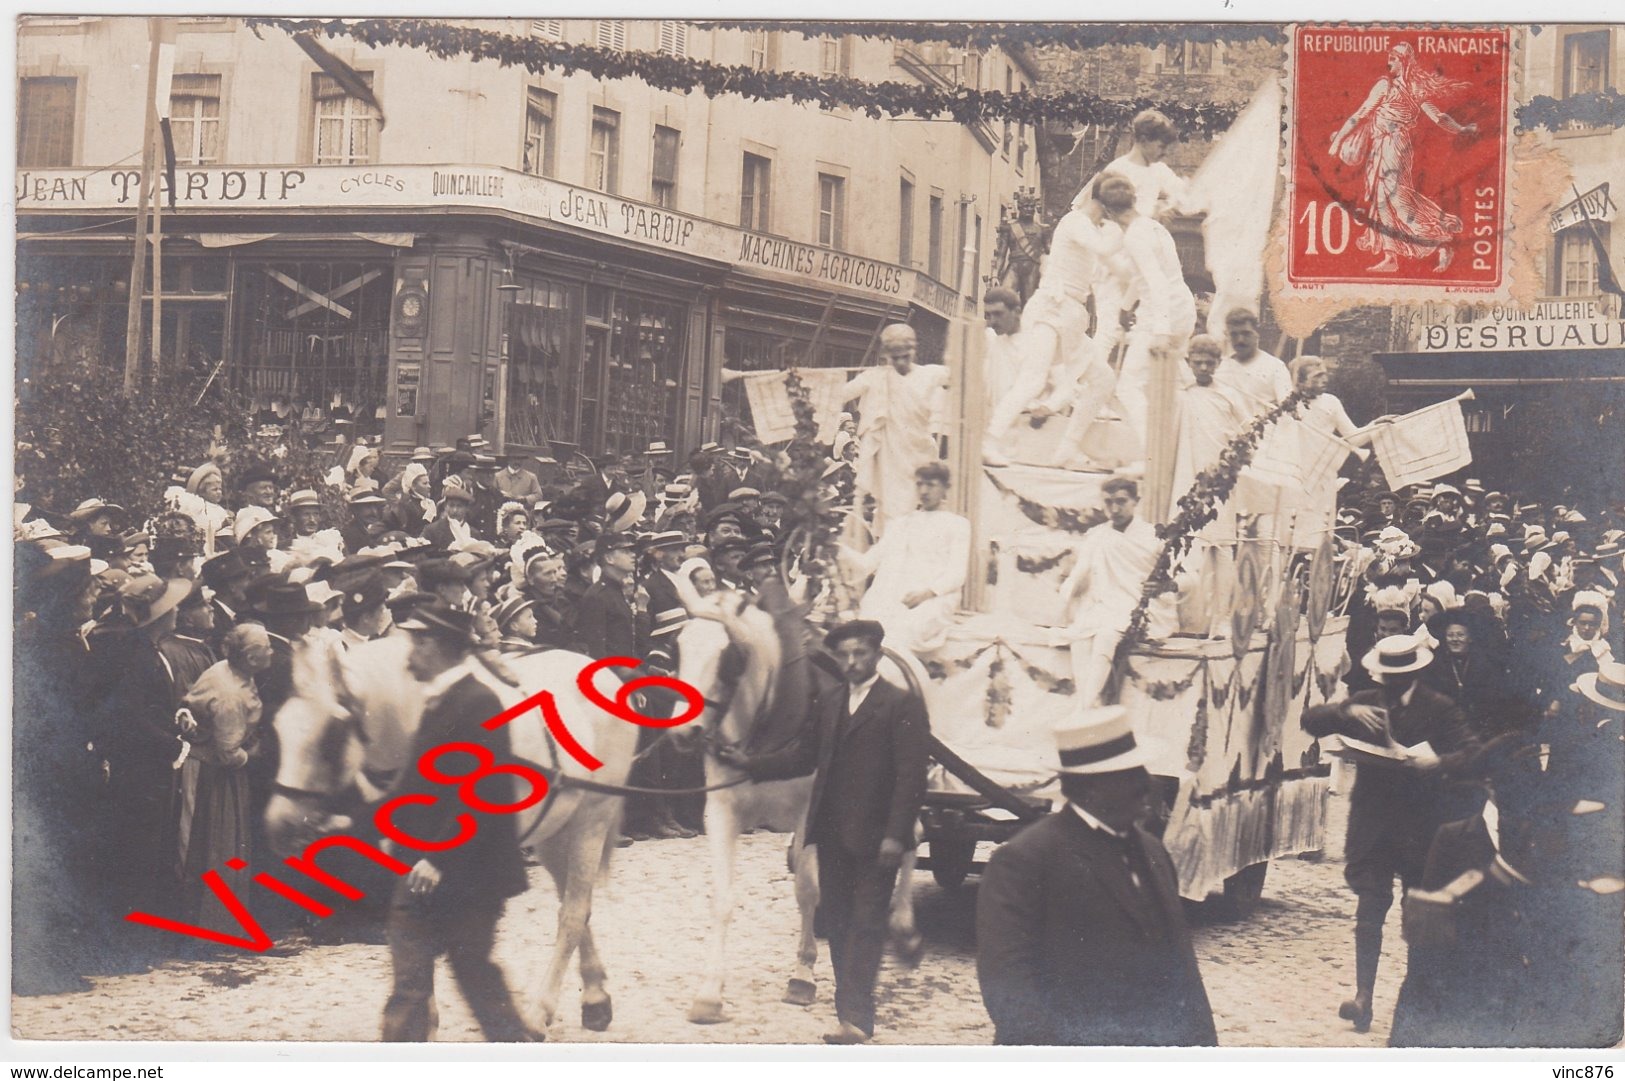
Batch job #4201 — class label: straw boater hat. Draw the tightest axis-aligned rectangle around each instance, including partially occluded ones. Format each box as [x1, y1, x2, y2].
[1362, 633, 1434, 679]
[284, 489, 322, 511]
[1054, 706, 1150, 775]
[604, 491, 647, 533]
[1577, 659, 1625, 712]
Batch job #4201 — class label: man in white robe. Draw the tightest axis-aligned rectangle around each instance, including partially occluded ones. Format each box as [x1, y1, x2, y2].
[1061, 477, 1184, 705]
[844, 324, 948, 537]
[1085, 109, 1194, 221]
[1214, 307, 1291, 420]
[845, 462, 970, 655]
[981, 287, 1025, 413]
[1173, 337, 1249, 636]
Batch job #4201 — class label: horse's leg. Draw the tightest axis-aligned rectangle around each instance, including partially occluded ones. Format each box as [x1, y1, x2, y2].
[688, 794, 738, 1024]
[532, 799, 610, 1034]
[888, 830, 924, 967]
[783, 828, 820, 1007]
[575, 811, 618, 1033]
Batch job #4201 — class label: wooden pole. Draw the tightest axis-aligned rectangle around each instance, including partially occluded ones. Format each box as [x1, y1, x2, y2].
[150, 120, 163, 375]
[122, 25, 161, 393]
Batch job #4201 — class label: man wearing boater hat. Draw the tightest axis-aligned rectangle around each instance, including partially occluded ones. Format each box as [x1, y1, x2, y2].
[721, 619, 929, 1044]
[975, 707, 1215, 1046]
[1302, 633, 1482, 1034]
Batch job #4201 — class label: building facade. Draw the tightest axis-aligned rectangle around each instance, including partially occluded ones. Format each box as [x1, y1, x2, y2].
[1375, 24, 1625, 497]
[16, 17, 1040, 461]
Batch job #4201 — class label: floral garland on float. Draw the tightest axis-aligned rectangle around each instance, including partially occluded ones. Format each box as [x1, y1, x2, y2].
[1109, 388, 1312, 673]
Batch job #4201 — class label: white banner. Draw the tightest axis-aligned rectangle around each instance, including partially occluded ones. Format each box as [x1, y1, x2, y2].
[1361, 391, 1475, 490]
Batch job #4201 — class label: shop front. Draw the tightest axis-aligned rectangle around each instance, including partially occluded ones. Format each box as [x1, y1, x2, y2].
[1377, 294, 1625, 500]
[18, 162, 966, 464]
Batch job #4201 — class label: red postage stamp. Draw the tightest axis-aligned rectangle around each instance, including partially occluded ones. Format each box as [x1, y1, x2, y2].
[1285, 25, 1513, 293]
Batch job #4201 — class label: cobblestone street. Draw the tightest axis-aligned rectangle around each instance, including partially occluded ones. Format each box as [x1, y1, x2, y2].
[14, 793, 1429, 1048]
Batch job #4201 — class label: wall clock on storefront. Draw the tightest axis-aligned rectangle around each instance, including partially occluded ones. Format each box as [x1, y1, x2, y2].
[394, 281, 428, 339]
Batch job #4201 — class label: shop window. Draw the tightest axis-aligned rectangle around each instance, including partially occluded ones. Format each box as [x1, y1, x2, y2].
[596, 20, 626, 52]
[899, 176, 915, 266]
[1554, 224, 1610, 296]
[312, 71, 378, 165]
[651, 125, 680, 208]
[817, 173, 846, 250]
[748, 29, 775, 71]
[523, 87, 556, 176]
[232, 259, 391, 430]
[658, 21, 687, 58]
[584, 291, 687, 458]
[18, 76, 75, 167]
[169, 73, 221, 165]
[820, 34, 852, 78]
[505, 275, 580, 448]
[740, 152, 771, 231]
[927, 194, 944, 280]
[589, 107, 620, 194]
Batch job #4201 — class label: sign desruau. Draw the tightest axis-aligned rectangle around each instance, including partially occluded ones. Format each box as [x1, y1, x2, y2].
[15, 163, 952, 317]
[1398, 296, 1625, 352]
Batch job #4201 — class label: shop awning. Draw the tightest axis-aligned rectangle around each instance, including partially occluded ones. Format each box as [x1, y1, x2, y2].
[1373, 349, 1625, 386]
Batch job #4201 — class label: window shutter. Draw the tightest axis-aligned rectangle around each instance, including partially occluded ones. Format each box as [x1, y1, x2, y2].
[659, 21, 687, 58]
[530, 19, 562, 41]
[597, 20, 625, 52]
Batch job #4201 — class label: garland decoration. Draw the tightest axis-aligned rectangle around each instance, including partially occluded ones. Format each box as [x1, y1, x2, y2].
[245, 17, 1244, 134]
[984, 469, 1108, 535]
[1109, 388, 1312, 676]
[694, 21, 1287, 51]
[1515, 90, 1625, 133]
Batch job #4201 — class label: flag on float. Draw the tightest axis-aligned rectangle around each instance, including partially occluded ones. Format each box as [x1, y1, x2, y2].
[740, 368, 850, 445]
[1361, 391, 1475, 490]
[1188, 75, 1283, 336]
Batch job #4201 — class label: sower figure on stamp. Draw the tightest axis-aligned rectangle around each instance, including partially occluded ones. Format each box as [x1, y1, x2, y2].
[1301, 633, 1483, 1033]
[380, 603, 538, 1043]
[975, 707, 1216, 1046]
[719, 619, 929, 1045]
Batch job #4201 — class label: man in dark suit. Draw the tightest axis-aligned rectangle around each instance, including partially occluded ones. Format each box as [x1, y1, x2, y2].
[381, 603, 536, 1042]
[723, 619, 929, 1044]
[975, 707, 1216, 1046]
[1302, 632, 1483, 1033]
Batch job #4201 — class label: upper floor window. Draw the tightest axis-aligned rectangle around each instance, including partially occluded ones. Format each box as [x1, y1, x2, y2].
[740, 152, 772, 231]
[651, 125, 680, 208]
[18, 76, 76, 167]
[1564, 30, 1610, 97]
[817, 173, 846, 249]
[530, 19, 563, 41]
[1554, 225, 1610, 296]
[748, 29, 774, 71]
[312, 71, 378, 165]
[523, 87, 556, 176]
[596, 20, 626, 52]
[961, 49, 983, 90]
[169, 73, 222, 165]
[899, 176, 915, 266]
[658, 21, 688, 58]
[1157, 41, 1216, 74]
[927, 193, 944, 280]
[820, 34, 852, 78]
[589, 107, 620, 193]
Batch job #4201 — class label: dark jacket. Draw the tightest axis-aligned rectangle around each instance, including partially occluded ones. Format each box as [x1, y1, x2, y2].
[384, 671, 527, 905]
[748, 676, 928, 858]
[975, 809, 1217, 1046]
[1302, 684, 1483, 873]
[576, 578, 638, 660]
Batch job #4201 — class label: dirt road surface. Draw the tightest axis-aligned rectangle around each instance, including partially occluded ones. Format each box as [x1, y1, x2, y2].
[14, 793, 1414, 1047]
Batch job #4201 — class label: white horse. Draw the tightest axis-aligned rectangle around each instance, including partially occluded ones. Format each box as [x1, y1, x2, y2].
[265, 632, 640, 1036]
[671, 585, 922, 1025]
